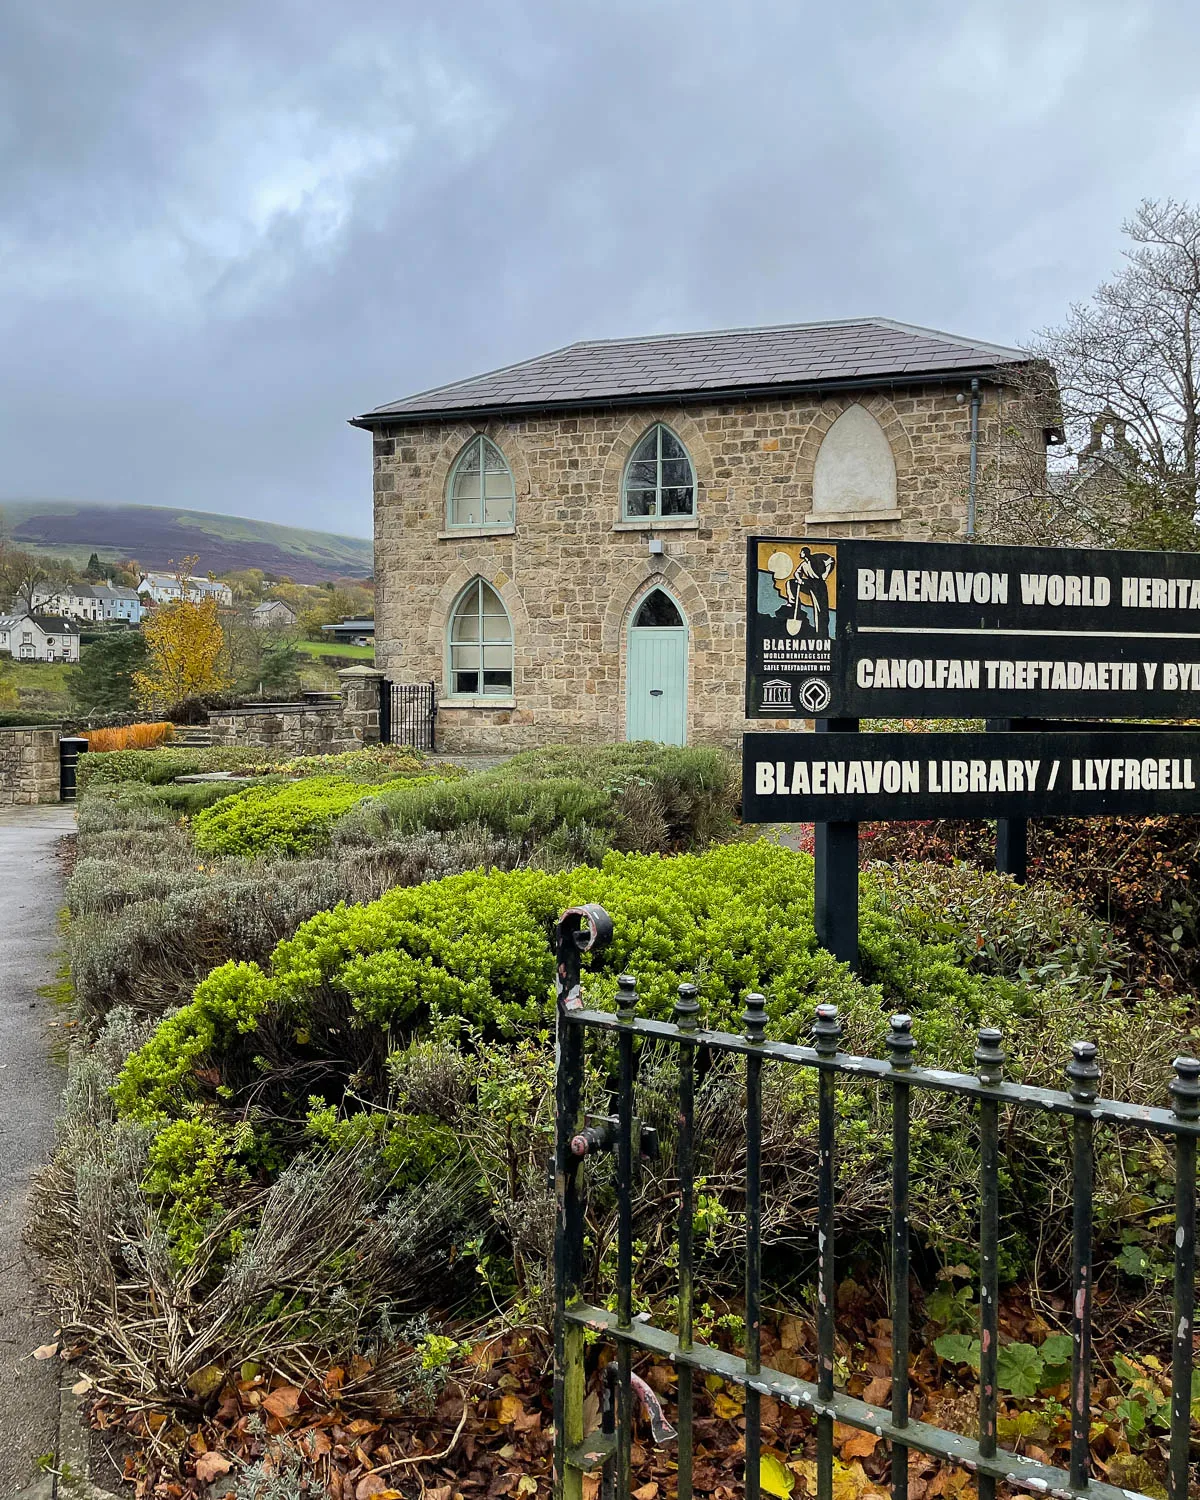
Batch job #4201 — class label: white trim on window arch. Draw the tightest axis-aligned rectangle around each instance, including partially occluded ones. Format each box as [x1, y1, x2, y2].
[446, 577, 514, 698]
[621, 423, 696, 520]
[445, 435, 516, 530]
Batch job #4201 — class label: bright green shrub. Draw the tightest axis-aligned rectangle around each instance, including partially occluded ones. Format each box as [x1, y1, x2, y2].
[141, 1112, 253, 1264]
[113, 961, 273, 1121]
[191, 776, 392, 857]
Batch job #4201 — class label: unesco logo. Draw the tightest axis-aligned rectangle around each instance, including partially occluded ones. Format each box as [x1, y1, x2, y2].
[798, 679, 831, 714]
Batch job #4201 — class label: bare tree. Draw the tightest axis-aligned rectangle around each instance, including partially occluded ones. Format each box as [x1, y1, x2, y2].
[1028, 198, 1200, 548]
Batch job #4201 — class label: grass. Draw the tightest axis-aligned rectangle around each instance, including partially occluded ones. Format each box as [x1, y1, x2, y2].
[8, 659, 73, 712]
[296, 640, 375, 660]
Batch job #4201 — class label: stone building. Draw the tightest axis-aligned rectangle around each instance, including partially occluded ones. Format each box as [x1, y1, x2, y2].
[354, 319, 1048, 752]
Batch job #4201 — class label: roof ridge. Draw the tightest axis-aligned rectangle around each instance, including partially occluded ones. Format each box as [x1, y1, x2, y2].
[565, 316, 885, 349]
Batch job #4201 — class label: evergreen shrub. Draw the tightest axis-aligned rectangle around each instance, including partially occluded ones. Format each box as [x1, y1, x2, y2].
[191, 776, 396, 857]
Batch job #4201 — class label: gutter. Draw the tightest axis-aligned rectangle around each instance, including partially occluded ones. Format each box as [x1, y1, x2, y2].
[349, 362, 1023, 431]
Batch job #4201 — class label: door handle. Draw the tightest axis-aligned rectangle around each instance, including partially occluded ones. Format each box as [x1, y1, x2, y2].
[649, 689, 663, 697]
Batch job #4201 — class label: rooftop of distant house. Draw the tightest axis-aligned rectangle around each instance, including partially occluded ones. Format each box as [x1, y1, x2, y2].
[0, 613, 77, 632]
[353, 317, 1032, 425]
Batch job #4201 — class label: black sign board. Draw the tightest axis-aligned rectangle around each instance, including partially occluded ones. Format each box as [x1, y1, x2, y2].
[745, 536, 1200, 719]
[744, 729, 1200, 823]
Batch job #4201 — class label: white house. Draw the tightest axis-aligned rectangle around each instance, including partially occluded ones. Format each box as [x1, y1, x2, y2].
[0, 613, 80, 663]
[138, 572, 233, 606]
[32, 581, 144, 625]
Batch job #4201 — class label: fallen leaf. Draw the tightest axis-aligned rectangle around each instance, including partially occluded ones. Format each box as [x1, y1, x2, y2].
[516, 1479, 538, 1497]
[195, 1452, 232, 1482]
[262, 1384, 302, 1421]
[497, 1393, 524, 1424]
[861, 1376, 891, 1407]
[632, 1484, 658, 1500]
[186, 1364, 225, 1399]
[356, 1478, 390, 1500]
[71, 1376, 93, 1396]
[713, 1393, 742, 1420]
[760, 1454, 794, 1498]
[32, 1343, 59, 1361]
[838, 1428, 880, 1461]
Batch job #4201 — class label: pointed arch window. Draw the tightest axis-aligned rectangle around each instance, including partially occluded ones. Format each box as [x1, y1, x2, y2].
[446, 435, 516, 529]
[622, 424, 695, 519]
[448, 579, 513, 696]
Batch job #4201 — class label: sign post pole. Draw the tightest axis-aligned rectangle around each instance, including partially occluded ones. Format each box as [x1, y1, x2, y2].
[989, 718, 1028, 883]
[813, 718, 860, 969]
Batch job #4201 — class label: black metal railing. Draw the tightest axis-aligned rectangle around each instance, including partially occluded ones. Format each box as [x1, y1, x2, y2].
[552, 907, 1199, 1500]
[380, 679, 436, 750]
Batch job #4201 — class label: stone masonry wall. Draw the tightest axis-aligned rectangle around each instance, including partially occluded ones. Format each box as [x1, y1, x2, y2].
[207, 671, 384, 756]
[371, 383, 1042, 753]
[0, 726, 61, 805]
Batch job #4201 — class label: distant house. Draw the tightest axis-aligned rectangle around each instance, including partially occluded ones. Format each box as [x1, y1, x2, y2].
[250, 599, 298, 629]
[138, 572, 233, 606]
[321, 618, 375, 646]
[37, 581, 144, 625]
[90, 583, 144, 625]
[0, 613, 80, 663]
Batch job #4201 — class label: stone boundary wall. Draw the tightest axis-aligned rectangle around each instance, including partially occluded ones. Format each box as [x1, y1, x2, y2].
[207, 669, 383, 755]
[0, 725, 61, 805]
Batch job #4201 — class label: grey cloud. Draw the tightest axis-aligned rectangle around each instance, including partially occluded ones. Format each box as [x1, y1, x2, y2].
[2, 0, 1199, 536]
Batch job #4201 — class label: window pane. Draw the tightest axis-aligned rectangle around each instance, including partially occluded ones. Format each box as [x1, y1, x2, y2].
[451, 609, 480, 641]
[483, 612, 510, 641]
[483, 495, 513, 525]
[625, 489, 656, 517]
[483, 644, 512, 668]
[452, 644, 481, 670]
[661, 487, 694, 516]
[479, 583, 506, 613]
[484, 472, 513, 498]
[659, 428, 686, 461]
[457, 440, 482, 474]
[482, 669, 512, 692]
[482, 439, 509, 472]
[627, 460, 657, 488]
[634, 591, 683, 628]
[661, 459, 691, 487]
[454, 669, 480, 694]
[631, 430, 658, 462]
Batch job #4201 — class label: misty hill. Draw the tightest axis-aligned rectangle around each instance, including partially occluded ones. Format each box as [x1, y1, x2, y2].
[0, 500, 373, 583]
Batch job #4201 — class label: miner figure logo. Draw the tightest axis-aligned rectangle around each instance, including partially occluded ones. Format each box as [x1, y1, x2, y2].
[765, 545, 837, 639]
[798, 678, 831, 714]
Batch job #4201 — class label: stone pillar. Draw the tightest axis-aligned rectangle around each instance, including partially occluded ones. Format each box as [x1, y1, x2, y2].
[338, 666, 386, 746]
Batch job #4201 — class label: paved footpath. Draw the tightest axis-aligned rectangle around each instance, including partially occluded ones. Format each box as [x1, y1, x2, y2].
[0, 805, 76, 1496]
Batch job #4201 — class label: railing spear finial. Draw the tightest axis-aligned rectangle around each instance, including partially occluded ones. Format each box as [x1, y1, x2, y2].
[616, 974, 638, 1024]
[742, 991, 767, 1045]
[813, 1002, 842, 1057]
[674, 982, 699, 1033]
[887, 1013, 915, 1071]
[1170, 1055, 1200, 1119]
[975, 1026, 1005, 1088]
[1066, 1039, 1101, 1103]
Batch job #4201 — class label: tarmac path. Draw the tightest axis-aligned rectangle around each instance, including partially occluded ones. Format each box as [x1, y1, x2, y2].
[0, 805, 75, 1496]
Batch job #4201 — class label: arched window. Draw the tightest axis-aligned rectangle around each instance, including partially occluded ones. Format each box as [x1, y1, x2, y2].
[448, 579, 513, 696]
[622, 424, 695, 519]
[446, 435, 516, 529]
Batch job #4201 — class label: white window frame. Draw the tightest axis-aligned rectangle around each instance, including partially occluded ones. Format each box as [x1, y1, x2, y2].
[621, 423, 696, 520]
[445, 435, 516, 530]
[447, 578, 514, 698]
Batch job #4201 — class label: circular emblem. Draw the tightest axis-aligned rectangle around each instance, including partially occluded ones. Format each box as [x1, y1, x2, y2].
[798, 678, 831, 714]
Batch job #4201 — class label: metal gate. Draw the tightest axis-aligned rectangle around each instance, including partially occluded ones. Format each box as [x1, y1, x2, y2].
[552, 904, 1198, 1500]
[380, 679, 436, 751]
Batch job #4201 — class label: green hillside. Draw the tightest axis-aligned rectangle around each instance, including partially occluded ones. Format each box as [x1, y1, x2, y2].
[0, 499, 373, 583]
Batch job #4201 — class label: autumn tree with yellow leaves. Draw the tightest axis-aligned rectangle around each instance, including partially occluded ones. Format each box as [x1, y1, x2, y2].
[133, 560, 232, 711]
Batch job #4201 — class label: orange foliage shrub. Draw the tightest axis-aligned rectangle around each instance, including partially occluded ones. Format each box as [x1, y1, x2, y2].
[84, 722, 176, 753]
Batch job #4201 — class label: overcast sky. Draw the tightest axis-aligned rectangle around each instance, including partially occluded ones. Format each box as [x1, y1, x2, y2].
[3, 0, 1200, 539]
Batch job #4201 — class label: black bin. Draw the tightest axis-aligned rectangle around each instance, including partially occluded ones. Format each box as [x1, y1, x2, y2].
[59, 736, 89, 802]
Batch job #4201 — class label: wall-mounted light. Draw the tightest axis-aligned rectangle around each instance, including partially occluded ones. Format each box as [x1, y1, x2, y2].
[648, 538, 664, 555]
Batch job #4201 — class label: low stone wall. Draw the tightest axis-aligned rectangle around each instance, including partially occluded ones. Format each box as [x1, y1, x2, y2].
[0, 725, 61, 805]
[207, 669, 384, 755]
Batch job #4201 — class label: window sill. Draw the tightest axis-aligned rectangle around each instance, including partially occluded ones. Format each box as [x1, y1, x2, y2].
[804, 508, 902, 525]
[437, 526, 516, 541]
[438, 696, 517, 710]
[612, 517, 699, 532]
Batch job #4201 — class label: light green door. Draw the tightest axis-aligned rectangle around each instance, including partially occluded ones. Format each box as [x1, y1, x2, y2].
[626, 590, 688, 745]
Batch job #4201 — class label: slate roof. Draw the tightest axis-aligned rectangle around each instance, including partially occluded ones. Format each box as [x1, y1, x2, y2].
[354, 318, 1031, 425]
